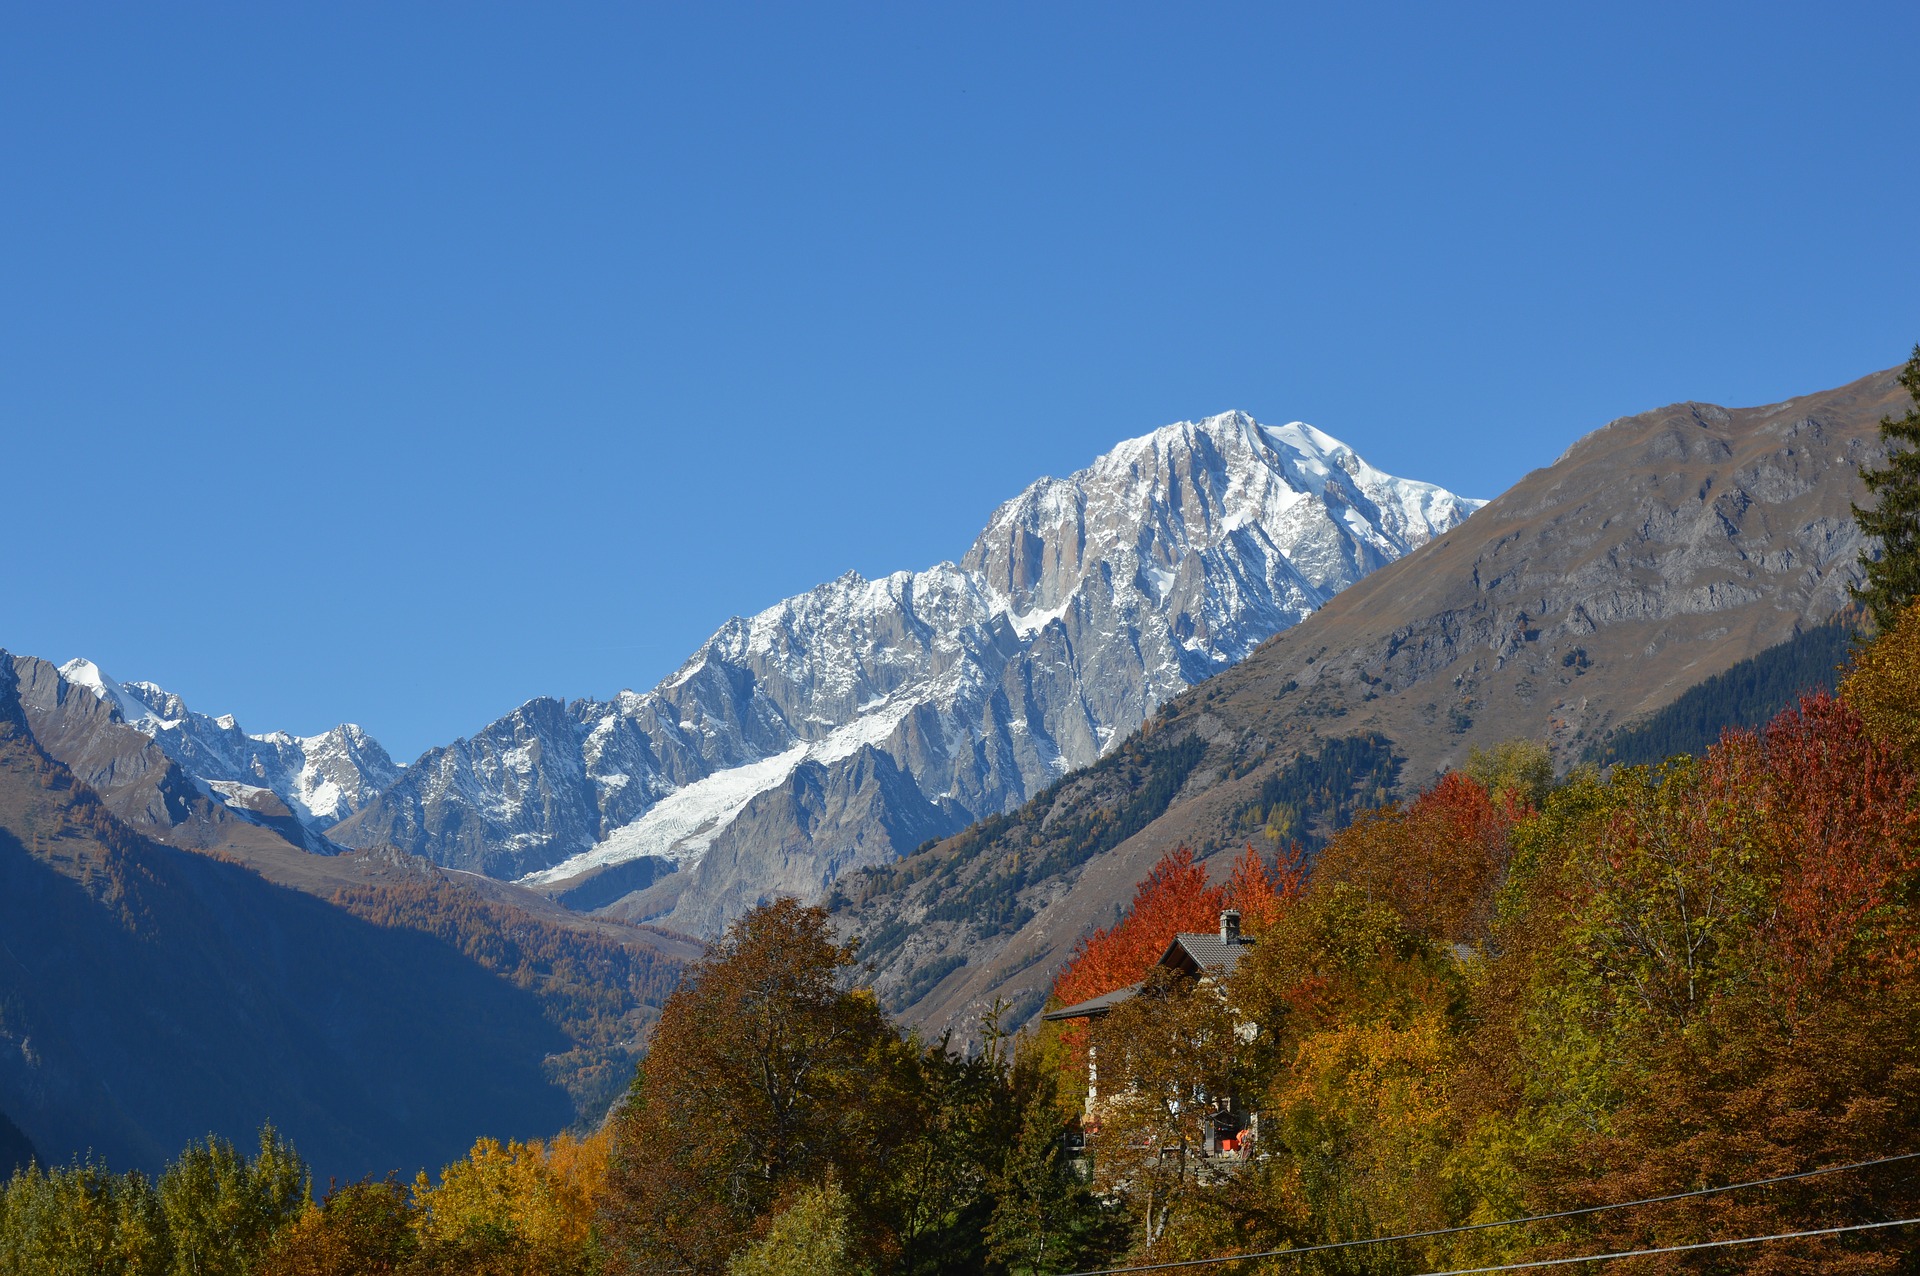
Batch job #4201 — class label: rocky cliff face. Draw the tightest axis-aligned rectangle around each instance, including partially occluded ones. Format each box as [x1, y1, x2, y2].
[330, 412, 1480, 933]
[840, 366, 1908, 1040]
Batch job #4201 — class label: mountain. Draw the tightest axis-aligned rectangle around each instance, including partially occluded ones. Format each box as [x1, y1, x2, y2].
[327, 413, 1481, 935]
[1590, 615, 1858, 769]
[0, 1109, 34, 1178]
[0, 658, 563, 1183]
[0, 650, 699, 1177]
[47, 658, 398, 836]
[839, 365, 1910, 1037]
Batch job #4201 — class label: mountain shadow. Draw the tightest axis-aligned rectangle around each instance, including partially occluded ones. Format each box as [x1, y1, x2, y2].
[0, 695, 575, 1185]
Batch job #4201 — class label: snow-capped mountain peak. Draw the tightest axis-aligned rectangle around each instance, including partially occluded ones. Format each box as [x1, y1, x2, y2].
[53, 658, 399, 829]
[332, 409, 1482, 935]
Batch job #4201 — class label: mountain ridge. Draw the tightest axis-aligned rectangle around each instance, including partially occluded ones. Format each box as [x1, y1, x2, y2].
[326, 409, 1480, 936]
[839, 364, 1909, 1038]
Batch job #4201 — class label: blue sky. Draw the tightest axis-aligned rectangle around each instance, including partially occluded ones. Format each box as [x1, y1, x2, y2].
[4, 3, 1916, 760]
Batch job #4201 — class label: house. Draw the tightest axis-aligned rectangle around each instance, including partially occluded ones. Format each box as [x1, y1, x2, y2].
[1044, 910, 1257, 1156]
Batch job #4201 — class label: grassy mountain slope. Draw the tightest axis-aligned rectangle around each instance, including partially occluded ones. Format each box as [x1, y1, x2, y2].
[840, 365, 1910, 1037]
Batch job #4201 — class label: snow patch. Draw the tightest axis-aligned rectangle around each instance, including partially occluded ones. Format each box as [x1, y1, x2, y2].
[524, 743, 810, 882]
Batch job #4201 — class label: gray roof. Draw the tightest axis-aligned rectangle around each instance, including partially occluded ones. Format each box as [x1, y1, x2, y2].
[1042, 932, 1256, 1021]
[1161, 933, 1254, 978]
[1042, 982, 1142, 1021]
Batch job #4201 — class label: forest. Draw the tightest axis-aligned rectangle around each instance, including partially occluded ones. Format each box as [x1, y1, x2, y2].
[10, 523, 1920, 1269]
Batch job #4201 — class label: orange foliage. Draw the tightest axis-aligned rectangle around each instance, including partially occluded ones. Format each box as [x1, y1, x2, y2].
[1052, 843, 1305, 1011]
[1745, 694, 1920, 1011]
[1312, 771, 1529, 944]
[1052, 847, 1221, 1011]
[1529, 692, 1920, 1271]
[1225, 840, 1306, 933]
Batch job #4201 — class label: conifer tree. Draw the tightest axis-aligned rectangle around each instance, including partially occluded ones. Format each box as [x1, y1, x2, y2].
[1852, 345, 1920, 630]
[985, 1087, 1115, 1275]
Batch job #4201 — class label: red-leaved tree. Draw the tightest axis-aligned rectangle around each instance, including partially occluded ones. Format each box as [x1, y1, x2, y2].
[1052, 847, 1222, 1012]
[1052, 843, 1307, 1011]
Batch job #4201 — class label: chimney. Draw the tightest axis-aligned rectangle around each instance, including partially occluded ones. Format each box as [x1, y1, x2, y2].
[1220, 910, 1241, 943]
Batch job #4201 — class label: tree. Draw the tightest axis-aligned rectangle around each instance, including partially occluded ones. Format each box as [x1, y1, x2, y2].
[599, 899, 904, 1275]
[0, 1160, 171, 1276]
[986, 1078, 1123, 1276]
[1311, 771, 1529, 946]
[1223, 842, 1305, 935]
[874, 1017, 1023, 1275]
[158, 1125, 309, 1276]
[1089, 967, 1247, 1259]
[1852, 344, 1920, 631]
[1490, 694, 1920, 1272]
[1463, 739, 1552, 808]
[1051, 848, 1224, 1012]
[411, 1133, 606, 1276]
[725, 1178, 855, 1276]
[1842, 596, 1920, 764]
[256, 1178, 418, 1276]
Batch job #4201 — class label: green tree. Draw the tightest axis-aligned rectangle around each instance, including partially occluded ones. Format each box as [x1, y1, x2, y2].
[159, 1125, 309, 1276]
[878, 1031, 1016, 1274]
[0, 1160, 172, 1276]
[1852, 344, 1920, 630]
[1463, 739, 1552, 807]
[985, 1081, 1117, 1276]
[725, 1179, 855, 1276]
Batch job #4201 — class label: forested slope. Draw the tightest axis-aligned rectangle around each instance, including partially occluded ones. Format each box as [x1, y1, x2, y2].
[0, 1111, 33, 1178]
[1592, 614, 1858, 767]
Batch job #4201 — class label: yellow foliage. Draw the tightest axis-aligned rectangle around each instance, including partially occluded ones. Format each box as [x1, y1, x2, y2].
[1842, 599, 1920, 763]
[1271, 1012, 1451, 1162]
[1260, 1011, 1459, 1256]
[1463, 739, 1552, 807]
[411, 1132, 608, 1273]
[726, 1179, 855, 1276]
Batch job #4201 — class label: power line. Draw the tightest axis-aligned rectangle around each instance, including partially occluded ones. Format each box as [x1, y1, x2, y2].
[1411, 1216, 1920, 1275]
[1060, 1149, 1920, 1275]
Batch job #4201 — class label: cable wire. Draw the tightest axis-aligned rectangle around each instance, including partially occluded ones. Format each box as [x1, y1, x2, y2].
[1059, 1148, 1920, 1275]
[1409, 1216, 1920, 1275]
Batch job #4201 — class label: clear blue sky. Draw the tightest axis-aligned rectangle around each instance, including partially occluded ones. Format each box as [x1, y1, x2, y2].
[4, 3, 1916, 760]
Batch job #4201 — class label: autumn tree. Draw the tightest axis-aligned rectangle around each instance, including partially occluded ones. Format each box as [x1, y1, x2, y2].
[1842, 595, 1920, 764]
[1463, 738, 1552, 807]
[1852, 344, 1920, 630]
[599, 899, 905, 1275]
[1089, 966, 1247, 1260]
[1312, 770, 1529, 946]
[1053, 843, 1302, 1012]
[1223, 841, 1305, 934]
[256, 1177, 418, 1276]
[1051, 848, 1225, 1012]
[1493, 695, 1920, 1271]
[159, 1125, 309, 1276]
[0, 1159, 171, 1276]
[725, 1178, 854, 1276]
[411, 1133, 607, 1275]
